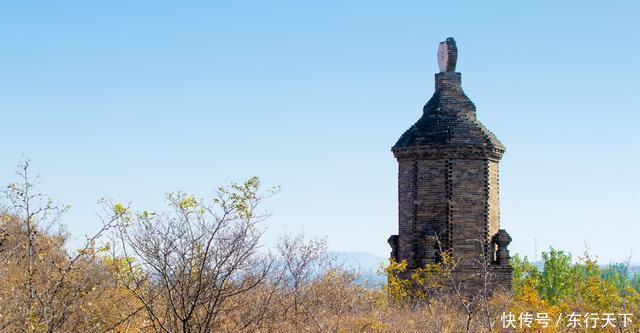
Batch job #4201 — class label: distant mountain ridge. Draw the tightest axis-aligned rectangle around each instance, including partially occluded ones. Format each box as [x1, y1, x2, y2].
[332, 251, 387, 271]
[331, 251, 387, 286]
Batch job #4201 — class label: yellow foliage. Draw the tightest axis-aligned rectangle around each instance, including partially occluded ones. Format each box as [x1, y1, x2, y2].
[383, 260, 412, 304]
[113, 202, 128, 215]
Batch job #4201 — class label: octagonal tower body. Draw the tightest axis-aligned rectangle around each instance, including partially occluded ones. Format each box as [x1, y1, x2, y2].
[388, 38, 512, 292]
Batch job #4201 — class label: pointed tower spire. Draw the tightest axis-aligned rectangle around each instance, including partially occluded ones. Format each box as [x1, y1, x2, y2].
[437, 37, 458, 73]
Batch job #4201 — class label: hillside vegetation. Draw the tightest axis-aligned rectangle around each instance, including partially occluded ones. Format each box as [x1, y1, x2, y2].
[1, 161, 638, 332]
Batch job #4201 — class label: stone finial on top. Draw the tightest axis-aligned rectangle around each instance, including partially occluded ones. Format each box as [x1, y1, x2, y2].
[437, 37, 458, 73]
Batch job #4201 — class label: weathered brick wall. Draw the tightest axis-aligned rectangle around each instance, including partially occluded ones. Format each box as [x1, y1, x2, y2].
[449, 159, 489, 270]
[415, 159, 448, 265]
[396, 160, 416, 265]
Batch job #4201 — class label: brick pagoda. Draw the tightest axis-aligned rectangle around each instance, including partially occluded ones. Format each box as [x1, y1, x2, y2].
[387, 37, 512, 293]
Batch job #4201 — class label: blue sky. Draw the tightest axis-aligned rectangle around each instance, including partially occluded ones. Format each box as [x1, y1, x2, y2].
[0, 1, 638, 263]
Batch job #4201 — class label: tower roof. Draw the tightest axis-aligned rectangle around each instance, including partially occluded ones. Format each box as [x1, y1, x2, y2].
[392, 38, 505, 155]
